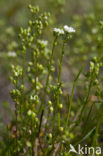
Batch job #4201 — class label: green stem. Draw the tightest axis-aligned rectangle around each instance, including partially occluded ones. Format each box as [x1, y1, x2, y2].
[79, 78, 93, 120]
[39, 36, 57, 111]
[35, 46, 38, 94]
[58, 42, 65, 83]
[38, 36, 57, 136]
[65, 69, 81, 129]
[32, 34, 39, 156]
[22, 50, 26, 113]
[92, 118, 101, 148]
[45, 36, 58, 92]
[57, 41, 65, 127]
[83, 102, 94, 134]
[31, 118, 34, 156]
[65, 81, 76, 129]
[15, 102, 18, 156]
[15, 78, 18, 156]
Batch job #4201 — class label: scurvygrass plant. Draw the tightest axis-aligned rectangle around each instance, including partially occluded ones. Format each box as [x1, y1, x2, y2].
[0, 5, 103, 156]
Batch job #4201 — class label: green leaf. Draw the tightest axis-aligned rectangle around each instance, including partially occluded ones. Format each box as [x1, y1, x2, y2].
[74, 127, 96, 146]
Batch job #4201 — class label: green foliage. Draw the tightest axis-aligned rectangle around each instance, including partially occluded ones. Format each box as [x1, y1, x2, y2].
[0, 1, 103, 156]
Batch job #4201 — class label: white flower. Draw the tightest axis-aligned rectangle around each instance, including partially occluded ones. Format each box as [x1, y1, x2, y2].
[8, 51, 17, 57]
[64, 25, 75, 33]
[30, 95, 38, 101]
[14, 72, 18, 77]
[44, 16, 48, 20]
[53, 28, 64, 36]
[38, 40, 48, 46]
[30, 95, 36, 100]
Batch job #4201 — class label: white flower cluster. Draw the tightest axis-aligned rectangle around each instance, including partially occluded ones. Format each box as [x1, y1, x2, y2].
[64, 25, 75, 33]
[53, 25, 75, 36]
[53, 28, 64, 36]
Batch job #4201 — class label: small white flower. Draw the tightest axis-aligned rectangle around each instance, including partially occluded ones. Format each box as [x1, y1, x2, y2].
[30, 95, 38, 101]
[53, 28, 64, 36]
[30, 95, 36, 100]
[8, 51, 17, 57]
[64, 25, 75, 33]
[38, 40, 48, 46]
[44, 16, 48, 20]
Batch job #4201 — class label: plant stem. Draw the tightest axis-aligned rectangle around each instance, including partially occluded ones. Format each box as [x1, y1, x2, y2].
[83, 102, 94, 134]
[31, 118, 34, 156]
[31, 34, 39, 156]
[38, 36, 57, 136]
[15, 101, 18, 156]
[15, 79, 18, 156]
[65, 80, 76, 129]
[35, 47, 38, 94]
[57, 41, 65, 127]
[92, 118, 101, 147]
[65, 69, 81, 129]
[79, 78, 93, 120]
[22, 50, 26, 114]
[45, 36, 58, 93]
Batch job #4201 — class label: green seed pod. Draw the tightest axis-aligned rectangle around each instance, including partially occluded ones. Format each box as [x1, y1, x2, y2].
[9, 76, 13, 81]
[16, 89, 21, 97]
[58, 103, 63, 109]
[28, 4, 32, 9]
[44, 21, 48, 27]
[27, 110, 32, 116]
[27, 67, 31, 72]
[58, 88, 63, 95]
[32, 112, 36, 118]
[48, 100, 52, 106]
[11, 89, 16, 97]
[92, 56, 97, 63]
[20, 27, 24, 34]
[20, 85, 24, 91]
[26, 141, 31, 147]
[11, 64, 15, 70]
[59, 126, 64, 132]
[69, 133, 74, 139]
[28, 62, 33, 66]
[38, 64, 44, 71]
[35, 117, 39, 123]
[13, 80, 17, 85]
[51, 66, 55, 72]
[65, 130, 69, 137]
[50, 106, 53, 113]
[29, 20, 33, 26]
[62, 135, 66, 141]
[32, 79, 35, 84]
[48, 133, 52, 139]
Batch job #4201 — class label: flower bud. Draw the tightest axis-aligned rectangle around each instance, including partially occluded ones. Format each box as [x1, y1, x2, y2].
[50, 106, 53, 113]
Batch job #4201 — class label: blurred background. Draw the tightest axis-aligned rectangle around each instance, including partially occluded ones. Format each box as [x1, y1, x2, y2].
[0, 0, 103, 135]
